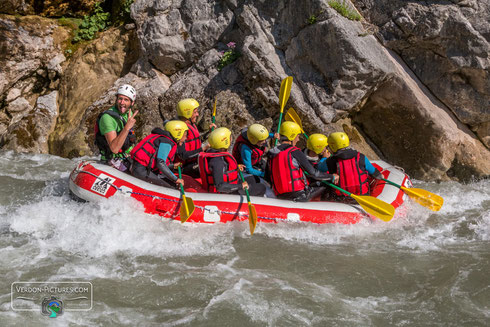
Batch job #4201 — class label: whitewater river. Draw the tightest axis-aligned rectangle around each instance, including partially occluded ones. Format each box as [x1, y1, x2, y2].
[0, 150, 488, 326]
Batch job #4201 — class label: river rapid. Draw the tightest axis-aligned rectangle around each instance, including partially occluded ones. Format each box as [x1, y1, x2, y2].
[0, 150, 488, 326]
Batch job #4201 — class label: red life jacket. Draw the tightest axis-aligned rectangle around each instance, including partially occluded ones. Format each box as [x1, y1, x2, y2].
[232, 132, 266, 166]
[130, 131, 177, 172]
[270, 146, 307, 195]
[198, 151, 239, 193]
[184, 122, 202, 152]
[335, 152, 369, 196]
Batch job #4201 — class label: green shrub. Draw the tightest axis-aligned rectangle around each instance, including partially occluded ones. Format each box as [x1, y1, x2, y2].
[73, 2, 110, 42]
[115, 0, 134, 25]
[328, 0, 361, 21]
[217, 42, 241, 71]
[307, 14, 317, 25]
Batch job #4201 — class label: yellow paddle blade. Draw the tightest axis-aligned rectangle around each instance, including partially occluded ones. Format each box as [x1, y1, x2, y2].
[401, 186, 443, 211]
[180, 194, 195, 223]
[212, 98, 217, 116]
[279, 76, 293, 113]
[351, 194, 395, 222]
[285, 107, 306, 134]
[248, 202, 257, 235]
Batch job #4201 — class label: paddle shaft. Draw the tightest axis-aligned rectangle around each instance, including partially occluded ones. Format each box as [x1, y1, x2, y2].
[274, 112, 284, 146]
[178, 166, 189, 217]
[238, 170, 252, 204]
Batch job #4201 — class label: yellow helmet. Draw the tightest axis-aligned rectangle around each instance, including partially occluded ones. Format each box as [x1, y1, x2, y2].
[208, 127, 232, 150]
[328, 132, 349, 153]
[247, 124, 269, 145]
[164, 120, 189, 141]
[177, 98, 200, 119]
[279, 121, 301, 141]
[307, 133, 328, 154]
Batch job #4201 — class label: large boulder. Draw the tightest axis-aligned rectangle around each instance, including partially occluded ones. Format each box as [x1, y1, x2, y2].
[352, 0, 490, 147]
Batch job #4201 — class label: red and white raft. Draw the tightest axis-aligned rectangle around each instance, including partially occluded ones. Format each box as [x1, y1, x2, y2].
[69, 161, 411, 224]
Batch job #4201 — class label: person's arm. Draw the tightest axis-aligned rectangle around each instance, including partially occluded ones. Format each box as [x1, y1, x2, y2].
[364, 156, 382, 179]
[177, 143, 202, 161]
[209, 157, 242, 193]
[293, 149, 336, 181]
[155, 142, 178, 182]
[240, 144, 265, 178]
[317, 157, 329, 172]
[102, 110, 138, 154]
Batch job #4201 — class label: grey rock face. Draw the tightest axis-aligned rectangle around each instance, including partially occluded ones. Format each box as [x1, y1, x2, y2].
[352, 0, 490, 147]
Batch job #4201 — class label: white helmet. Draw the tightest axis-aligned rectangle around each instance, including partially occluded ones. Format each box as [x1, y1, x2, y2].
[116, 84, 136, 102]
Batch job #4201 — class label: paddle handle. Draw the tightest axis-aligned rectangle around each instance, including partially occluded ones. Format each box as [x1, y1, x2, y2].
[274, 112, 284, 146]
[211, 115, 215, 131]
[323, 181, 352, 196]
[380, 177, 402, 189]
[238, 170, 251, 203]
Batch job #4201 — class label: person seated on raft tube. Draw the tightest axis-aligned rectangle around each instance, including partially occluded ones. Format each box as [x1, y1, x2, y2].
[199, 127, 266, 196]
[266, 121, 339, 202]
[322, 132, 383, 197]
[175, 98, 217, 178]
[303, 133, 331, 186]
[231, 123, 274, 179]
[130, 120, 187, 188]
[95, 84, 139, 171]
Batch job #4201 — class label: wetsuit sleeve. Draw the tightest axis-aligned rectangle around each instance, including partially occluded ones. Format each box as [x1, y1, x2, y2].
[293, 149, 335, 181]
[240, 144, 265, 178]
[317, 157, 329, 173]
[176, 143, 202, 161]
[155, 142, 178, 182]
[209, 157, 241, 193]
[364, 156, 382, 179]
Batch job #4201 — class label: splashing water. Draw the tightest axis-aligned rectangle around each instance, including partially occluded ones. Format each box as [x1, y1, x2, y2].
[0, 151, 488, 325]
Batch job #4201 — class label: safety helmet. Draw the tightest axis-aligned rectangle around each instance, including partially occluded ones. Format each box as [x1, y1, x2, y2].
[177, 98, 200, 119]
[116, 84, 136, 102]
[208, 127, 232, 150]
[164, 120, 189, 141]
[279, 121, 301, 141]
[307, 133, 328, 154]
[247, 124, 269, 145]
[328, 132, 349, 153]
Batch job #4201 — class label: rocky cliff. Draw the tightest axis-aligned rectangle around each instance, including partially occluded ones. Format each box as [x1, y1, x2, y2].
[0, 0, 489, 181]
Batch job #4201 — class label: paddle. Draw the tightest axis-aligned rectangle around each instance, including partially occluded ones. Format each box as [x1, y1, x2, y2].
[178, 166, 195, 223]
[211, 97, 217, 131]
[238, 169, 258, 235]
[323, 181, 395, 222]
[275, 76, 293, 146]
[285, 107, 308, 139]
[380, 178, 443, 211]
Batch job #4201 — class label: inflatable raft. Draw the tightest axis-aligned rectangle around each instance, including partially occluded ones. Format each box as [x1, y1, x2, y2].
[69, 161, 411, 224]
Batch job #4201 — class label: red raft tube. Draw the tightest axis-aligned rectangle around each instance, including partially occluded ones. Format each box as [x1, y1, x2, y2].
[69, 161, 411, 225]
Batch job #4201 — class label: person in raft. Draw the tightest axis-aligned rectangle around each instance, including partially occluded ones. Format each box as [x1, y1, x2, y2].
[303, 133, 331, 186]
[198, 127, 266, 196]
[266, 121, 339, 202]
[130, 120, 188, 188]
[94, 84, 138, 171]
[322, 132, 383, 197]
[176, 98, 217, 178]
[231, 123, 274, 179]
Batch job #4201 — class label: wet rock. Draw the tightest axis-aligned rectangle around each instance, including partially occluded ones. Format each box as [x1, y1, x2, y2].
[2, 91, 58, 153]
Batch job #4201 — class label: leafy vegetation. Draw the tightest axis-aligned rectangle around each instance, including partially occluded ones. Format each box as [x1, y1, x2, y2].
[328, 0, 361, 21]
[72, 0, 135, 43]
[307, 14, 317, 25]
[73, 2, 110, 42]
[217, 42, 241, 71]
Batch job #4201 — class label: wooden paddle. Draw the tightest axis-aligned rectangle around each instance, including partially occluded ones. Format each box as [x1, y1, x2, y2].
[380, 178, 443, 211]
[178, 166, 195, 223]
[285, 107, 309, 139]
[211, 97, 217, 131]
[323, 181, 395, 222]
[238, 170, 258, 235]
[274, 76, 293, 146]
